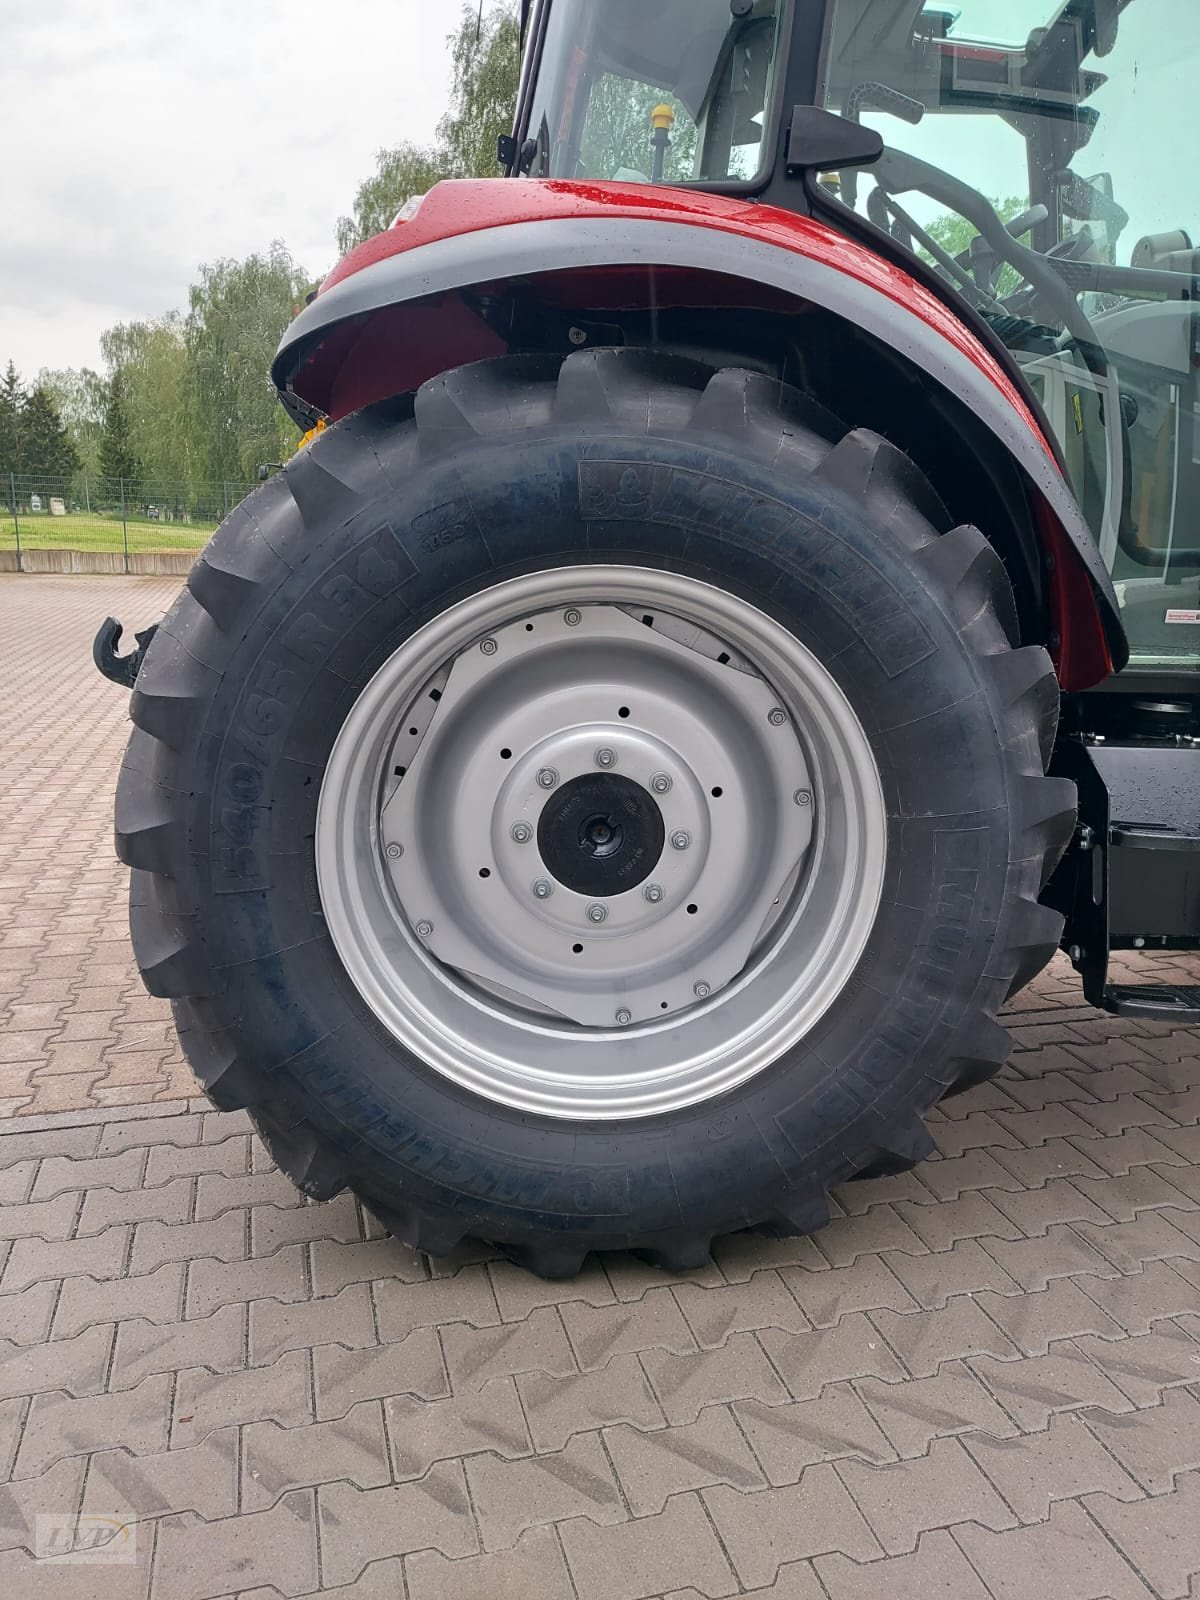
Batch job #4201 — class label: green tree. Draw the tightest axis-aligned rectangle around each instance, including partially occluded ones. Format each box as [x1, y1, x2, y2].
[37, 367, 107, 479]
[336, 142, 452, 256]
[19, 385, 79, 479]
[0, 361, 27, 480]
[922, 196, 1027, 297]
[439, 2, 521, 181]
[99, 369, 141, 486]
[102, 316, 194, 491]
[580, 78, 698, 184]
[336, 2, 520, 255]
[184, 242, 310, 483]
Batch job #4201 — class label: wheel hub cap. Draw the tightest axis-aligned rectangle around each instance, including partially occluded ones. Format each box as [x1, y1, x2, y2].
[315, 566, 886, 1119]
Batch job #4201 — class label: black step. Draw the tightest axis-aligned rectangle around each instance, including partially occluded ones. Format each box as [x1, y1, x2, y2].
[1105, 983, 1200, 1021]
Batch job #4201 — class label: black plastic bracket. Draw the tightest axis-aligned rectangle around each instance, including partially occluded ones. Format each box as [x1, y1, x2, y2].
[93, 617, 158, 691]
[785, 107, 883, 177]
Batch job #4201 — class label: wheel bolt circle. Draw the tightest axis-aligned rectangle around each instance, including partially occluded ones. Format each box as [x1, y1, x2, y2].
[768, 707, 787, 726]
[532, 880, 553, 900]
[511, 822, 533, 844]
[415, 920, 434, 939]
[643, 883, 664, 904]
[693, 981, 711, 998]
[794, 789, 812, 807]
[615, 1008, 632, 1026]
[536, 768, 558, 789]
[594, 747, 616, 769]
[650, 772, 672, 794]
[670, 830, 691, 851]
[587, 903, 608, 924]
[385, 843, 403, 859]
[480, 637, 498, 656]
[564, 609, 582, 627]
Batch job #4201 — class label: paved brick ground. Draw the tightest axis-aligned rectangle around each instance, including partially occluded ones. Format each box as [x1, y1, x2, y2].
[2, 573, 1200, 1598]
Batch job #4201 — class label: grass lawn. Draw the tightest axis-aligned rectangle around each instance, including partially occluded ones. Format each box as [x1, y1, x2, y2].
[0, 512, 216, 554]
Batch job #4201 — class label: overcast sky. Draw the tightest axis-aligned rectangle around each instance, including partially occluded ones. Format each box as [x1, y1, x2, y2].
[0, 0, 458, 379]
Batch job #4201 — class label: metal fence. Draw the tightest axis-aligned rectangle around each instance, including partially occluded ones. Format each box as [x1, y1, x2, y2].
[2, 472, 257, 567]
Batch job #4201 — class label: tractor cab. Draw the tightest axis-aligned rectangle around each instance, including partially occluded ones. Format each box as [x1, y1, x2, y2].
[514, 0, 1200, 673]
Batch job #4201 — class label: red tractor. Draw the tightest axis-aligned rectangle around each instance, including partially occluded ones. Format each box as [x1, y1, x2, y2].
[102, 0, 1200, 1276]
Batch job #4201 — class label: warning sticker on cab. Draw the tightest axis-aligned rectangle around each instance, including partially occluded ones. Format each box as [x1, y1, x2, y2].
[1165, 609, 1200, 625]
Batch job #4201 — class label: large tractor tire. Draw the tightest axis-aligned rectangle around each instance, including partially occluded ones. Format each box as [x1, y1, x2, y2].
[117, 350, 1074, 1277]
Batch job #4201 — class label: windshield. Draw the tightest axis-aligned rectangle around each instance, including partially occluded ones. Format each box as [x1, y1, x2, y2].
[822, 0, 1200, 669]
[523, 0, 787, 184]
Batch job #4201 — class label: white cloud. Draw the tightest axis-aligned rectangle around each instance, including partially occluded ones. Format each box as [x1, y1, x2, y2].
[0, 0, 460, 375]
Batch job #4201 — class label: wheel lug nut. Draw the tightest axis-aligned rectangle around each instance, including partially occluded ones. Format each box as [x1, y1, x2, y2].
[768, 707, 787, 727]
[615, 1008, 632, 1026]
[533, 880, 553, 900]
[670, 830, 691, 851]
[564, 609, 582, 627]
[643, 883, 664, 904]
[693, 981, 711, 999]
[385, 843, 403, 859]
[511, 822, 533, 844]
[415, 920, 434, 940]
[594, 747, 616, 769]
[536, 768, 558, 789]
[650, 772, 672, 795]
[794, 789, 812, 807]
[586, 903, 608, 924]
[480, 637, 498, 656]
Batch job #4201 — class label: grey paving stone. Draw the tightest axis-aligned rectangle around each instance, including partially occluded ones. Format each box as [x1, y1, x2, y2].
[250, 1194, 363, 1254]
[703, 1467, 882, 1588]
[0, 1455, 85, 1551]
[604, 1405, 766, 1514]
[110, 1305, 246, 1389]
[734, 1388, 896, 1482]
[560, 1489, 737, 1600]
[516, 1354, 665, 1453]
[1, 1225, 127, 1293]
[964, 1410, 1143, 1522]
[954, 1497, 1157, 1600]
[0, 1162, 35, 1207]
[641, 1330, 789, 1425]
[83, 1428, 238, 1521]
[0, 1279, 57, 1345]
[406, 1525, 574, 1600]
[854, 1360, 1019, 1458]
[0, 1544, 152, 1600]
[130, 1210, 245, 1275]
[318, 1465, 477, 1586]
[249, 1283, 376, 1365]
[602, 1251, 723, 1302]
[872, 1296, 1020, 1379]
[466, 1431, 626, 1551]
[884, 1237, 1022, 1308]
[374, 1264, 499, 1340]
[314, 1328, 446, 1419]
[52, 1263, 183, 1339]
[1074, 1321, 1200, 1407]
[837, 1435, 1017, 1554]
[970, 1344, 1135, 1431]
[673, 1269, 811, 1348]
[194, 1167, 306, 1219]
[144, 1135, 248, 1183]
[487, 1257, 615, 1322]
[16, 1374, 173, 1477]
[30, 1147, 145, 1200]
[309, 1235, 428, 1295]
[78, 1174, 192, 1235]
[0, 1126, 100, 1168]
[98, 1114, 202, 1155]
[241, 1404, 391, 1510]
[187, 1242, 308, 1318]
[153, 1490, 318, 1600]
[779, 1254, 917, 1329]
[442, 1305, 576, 1391]
[386, 1376, 531, 1478]
[976, 1275, 1126, 1354]
[561, 1287, 696, 1371]
[0, 1321, 111, 1401]
[172, 1350, 312, 1442]
[816, 1529, 993, 1600]
[0, 1191, 80, 1242]
[1085, 1386, 1200, 1494]
[758, 1313, 906, 1398]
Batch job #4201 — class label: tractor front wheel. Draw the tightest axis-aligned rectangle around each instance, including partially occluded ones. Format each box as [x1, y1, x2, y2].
[117, 350, 1073, 1275]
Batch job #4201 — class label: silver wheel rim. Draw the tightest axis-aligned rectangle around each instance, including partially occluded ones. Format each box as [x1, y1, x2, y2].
[316, 566, 886, 1120]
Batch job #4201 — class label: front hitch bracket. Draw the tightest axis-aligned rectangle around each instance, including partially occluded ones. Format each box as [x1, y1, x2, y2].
[93, 617, 158, 690]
